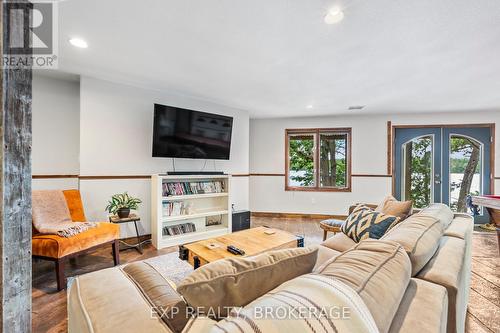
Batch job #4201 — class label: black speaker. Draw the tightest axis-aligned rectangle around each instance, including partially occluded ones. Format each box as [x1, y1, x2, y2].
[232, 210, 250, 232]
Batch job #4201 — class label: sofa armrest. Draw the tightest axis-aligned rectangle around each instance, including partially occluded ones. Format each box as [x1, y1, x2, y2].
[123, 262, 189, 333]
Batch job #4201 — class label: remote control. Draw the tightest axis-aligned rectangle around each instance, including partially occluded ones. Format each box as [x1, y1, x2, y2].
[227, 245, 245, 255]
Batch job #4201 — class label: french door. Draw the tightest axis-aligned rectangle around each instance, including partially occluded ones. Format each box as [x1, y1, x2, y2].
[394, 125, 493, 223]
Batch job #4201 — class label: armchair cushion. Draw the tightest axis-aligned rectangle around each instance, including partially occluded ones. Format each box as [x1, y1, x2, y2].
[63, 189, 87, 222]
[32, 222, 119, 258]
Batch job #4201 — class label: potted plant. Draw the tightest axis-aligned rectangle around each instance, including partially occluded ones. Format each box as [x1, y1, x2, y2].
[105, 192, 142, 218]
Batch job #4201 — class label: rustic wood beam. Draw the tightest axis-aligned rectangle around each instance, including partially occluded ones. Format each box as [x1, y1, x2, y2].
[1, 0, 33, 331]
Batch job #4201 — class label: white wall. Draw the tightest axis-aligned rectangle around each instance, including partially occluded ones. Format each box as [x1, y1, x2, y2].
[79, 77, 250, 237]
[32, 74, 80, 190]
[249, 111, 500, 215]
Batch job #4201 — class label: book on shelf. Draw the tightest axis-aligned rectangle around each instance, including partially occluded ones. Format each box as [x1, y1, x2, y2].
[162, 181, 224, 196]
[162, 222, 196, 236]
[163, 201, 192, 216]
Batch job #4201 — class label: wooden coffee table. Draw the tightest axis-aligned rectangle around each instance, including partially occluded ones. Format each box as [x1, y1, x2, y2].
[180, 227, 302, 268]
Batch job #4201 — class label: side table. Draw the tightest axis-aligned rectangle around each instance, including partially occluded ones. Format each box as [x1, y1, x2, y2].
[109, 214, 150, 254]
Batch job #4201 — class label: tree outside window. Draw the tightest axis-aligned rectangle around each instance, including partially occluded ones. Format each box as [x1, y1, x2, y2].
[286, 128, 351, 192]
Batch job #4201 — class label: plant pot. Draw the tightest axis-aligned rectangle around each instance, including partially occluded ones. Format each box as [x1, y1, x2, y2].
[117, 208, 130, 218]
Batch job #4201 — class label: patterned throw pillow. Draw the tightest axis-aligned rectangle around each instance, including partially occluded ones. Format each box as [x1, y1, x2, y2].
[341, 205, 401, 242]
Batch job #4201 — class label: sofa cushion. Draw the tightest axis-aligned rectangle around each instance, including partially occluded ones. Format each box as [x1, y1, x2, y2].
[315, 239, 411, 333]
[313, 245, 340, 271]
[177, 246, 318, 318]
[418, 203, 454, 229]
[416, 236, 466, 333]
[321, 232, 356, 252]
[32, 222, 119, 258]
[389, 279, 448, 333]
[68, 267, 172, 333]
[376, 195, 413, 220]
[123, 262, 189, 333]
[381, 213, 442, 276]
[214, 274, 379, 333]
[62, 189, 87, 222]
[444, 214, 473, 240]
[341, 205, 401, 242]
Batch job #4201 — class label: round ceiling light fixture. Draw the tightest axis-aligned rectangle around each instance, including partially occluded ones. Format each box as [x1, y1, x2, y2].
[324, 7, 344, 24]
[69, 38, 88, 48]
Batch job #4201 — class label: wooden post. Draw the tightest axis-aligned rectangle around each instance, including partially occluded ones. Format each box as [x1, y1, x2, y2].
[1, 0, 33, 331]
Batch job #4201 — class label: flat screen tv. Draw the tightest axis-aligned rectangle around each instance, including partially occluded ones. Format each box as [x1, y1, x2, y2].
[152, 104, 233, 160]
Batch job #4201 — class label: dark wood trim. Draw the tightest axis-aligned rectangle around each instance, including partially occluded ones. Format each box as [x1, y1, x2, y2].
[352, 174, 392, 178]
[285, 128, 352, 193]
[249, 173, 393, 178]
[391, 122, 496, 196]
[392, 125, 397, 196]
[32, 174, 79, 179]
[387, 121, 392, 175]
[79, 175, 151, 180]
[251, 212, 348, 220]
[33, 174, 254, 180]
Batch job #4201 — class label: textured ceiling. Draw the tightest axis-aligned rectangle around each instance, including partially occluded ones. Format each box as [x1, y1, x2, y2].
[56, 0, 500, 118]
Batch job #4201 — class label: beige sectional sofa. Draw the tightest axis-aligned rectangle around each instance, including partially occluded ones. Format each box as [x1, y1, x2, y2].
[68, 203, 472, 333]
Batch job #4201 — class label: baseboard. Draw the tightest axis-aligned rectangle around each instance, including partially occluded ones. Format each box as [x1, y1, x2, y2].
[251, 212, 347, 220]
[121, 234, 152, 243]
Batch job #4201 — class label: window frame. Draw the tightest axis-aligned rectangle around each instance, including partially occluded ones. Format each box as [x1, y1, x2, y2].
[285, 128, 352, 192]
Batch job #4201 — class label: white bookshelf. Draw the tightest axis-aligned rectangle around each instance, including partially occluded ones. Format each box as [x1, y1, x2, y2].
[151, 174, 232, 249]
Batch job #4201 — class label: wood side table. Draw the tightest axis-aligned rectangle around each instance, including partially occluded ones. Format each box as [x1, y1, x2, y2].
[109, 214, 150, 254]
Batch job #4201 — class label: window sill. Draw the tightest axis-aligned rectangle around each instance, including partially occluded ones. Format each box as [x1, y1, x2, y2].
[285, 186, 352, 193]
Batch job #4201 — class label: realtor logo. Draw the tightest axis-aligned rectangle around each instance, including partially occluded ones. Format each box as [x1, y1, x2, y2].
[3, 1, 58, 69]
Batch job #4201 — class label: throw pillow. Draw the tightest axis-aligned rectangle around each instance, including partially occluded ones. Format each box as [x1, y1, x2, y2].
[375, 195, 413, 220]
[341, 205, 401, 242]
[176, 246, 318, 319]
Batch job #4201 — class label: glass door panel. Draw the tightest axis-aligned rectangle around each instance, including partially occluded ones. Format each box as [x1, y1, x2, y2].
[394, 128, 442, 204]
[442, 127, 492, 223]
[448, 135, 483, 213]
[402, 135, 434, 208]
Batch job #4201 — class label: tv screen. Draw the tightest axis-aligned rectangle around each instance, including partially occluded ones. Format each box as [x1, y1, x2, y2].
[152, 104, 233, 160]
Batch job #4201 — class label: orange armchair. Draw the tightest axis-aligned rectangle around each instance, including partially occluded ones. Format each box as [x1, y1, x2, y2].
[32, 189, 120, 290]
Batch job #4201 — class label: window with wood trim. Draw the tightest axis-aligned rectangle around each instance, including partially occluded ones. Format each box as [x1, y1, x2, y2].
[285, 128, 352, 192]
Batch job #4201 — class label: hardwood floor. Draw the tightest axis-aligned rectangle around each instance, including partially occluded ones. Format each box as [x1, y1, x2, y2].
[32, 218, 499, 333]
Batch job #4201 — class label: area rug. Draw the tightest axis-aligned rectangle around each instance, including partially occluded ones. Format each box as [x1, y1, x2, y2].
[145, 251, 194, 285]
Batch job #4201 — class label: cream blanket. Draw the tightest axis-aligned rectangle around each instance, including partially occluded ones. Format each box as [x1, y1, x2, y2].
[32, 190, 97, 237]
[206, 274, 380, 333]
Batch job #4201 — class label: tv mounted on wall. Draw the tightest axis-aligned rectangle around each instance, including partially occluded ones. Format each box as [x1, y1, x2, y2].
[152, 103, 233, 160]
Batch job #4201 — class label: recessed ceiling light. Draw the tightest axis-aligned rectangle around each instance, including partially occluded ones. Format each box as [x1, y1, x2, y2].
[306, 104, 314, 109]
[324, 7, 344, 24]
[69, 38, 88, 48]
